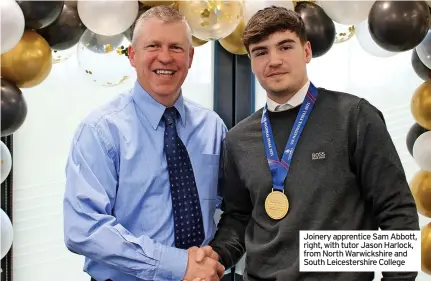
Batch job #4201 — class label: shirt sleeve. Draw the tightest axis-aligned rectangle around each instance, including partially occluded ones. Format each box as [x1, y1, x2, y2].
[209, 137, 252, 269]
[63, 123, 188, 281]
[216, 123, 229, 210]
[350, 99, 419, 280]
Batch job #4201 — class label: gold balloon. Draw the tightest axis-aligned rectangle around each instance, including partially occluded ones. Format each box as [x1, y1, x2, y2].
[179, 0, 243, 41]
[219, 19, 247, 55]
[422, 223, 431, 275]
[1, 30, 52, 88]
[192, 36, 208, 47]
[139, 1, 175, 6]
[172, 1, 180, 10]
[410, 170, 431, 218]
[411, 80, 431, 130]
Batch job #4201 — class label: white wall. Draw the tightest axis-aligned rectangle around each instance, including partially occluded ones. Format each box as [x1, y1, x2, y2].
[11, 41, 214, 281]
[253, 35, 429, 281]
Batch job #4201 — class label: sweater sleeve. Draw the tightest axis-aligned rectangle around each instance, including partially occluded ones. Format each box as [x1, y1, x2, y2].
[350, 99, 420, 280]
[209, 138, 253, 269]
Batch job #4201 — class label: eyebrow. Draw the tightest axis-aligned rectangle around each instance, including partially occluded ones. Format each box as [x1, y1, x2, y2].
[144, 40, 185, 46]
[250, 39, 297, 53]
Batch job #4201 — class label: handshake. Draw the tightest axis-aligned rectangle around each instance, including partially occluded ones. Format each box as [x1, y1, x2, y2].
[183, 246, 225, 281]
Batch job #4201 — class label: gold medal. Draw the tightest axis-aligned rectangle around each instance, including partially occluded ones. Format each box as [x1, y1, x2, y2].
[265, 190, 289, 220]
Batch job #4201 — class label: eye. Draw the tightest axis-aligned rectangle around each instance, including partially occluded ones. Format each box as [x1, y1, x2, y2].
[171, 46, 184, 52]
[255, 51, 267, 57]
[281, 45, 293, 51]
[145, 44, 159, 50]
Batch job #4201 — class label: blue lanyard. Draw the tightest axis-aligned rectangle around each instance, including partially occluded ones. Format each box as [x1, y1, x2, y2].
[261, 82, 318, 191]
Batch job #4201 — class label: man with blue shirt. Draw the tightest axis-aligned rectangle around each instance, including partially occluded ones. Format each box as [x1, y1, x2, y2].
[63, 5, 226, 281]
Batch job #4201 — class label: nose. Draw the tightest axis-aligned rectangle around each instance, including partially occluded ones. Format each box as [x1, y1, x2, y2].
[268, 51, 282, 67]
[157, 47, 174, 64]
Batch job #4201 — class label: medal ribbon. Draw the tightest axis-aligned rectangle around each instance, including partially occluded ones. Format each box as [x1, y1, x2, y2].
[261, 82, 318, 191]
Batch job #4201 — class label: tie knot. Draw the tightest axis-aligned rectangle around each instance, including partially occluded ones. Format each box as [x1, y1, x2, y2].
[163, 107, 177, 125]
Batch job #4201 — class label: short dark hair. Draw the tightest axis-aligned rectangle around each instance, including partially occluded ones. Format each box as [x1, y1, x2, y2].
[242, 6, 307, 53]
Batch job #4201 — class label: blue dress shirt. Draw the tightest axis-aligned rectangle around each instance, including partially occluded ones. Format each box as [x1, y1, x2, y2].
[63, 81, 227, 281]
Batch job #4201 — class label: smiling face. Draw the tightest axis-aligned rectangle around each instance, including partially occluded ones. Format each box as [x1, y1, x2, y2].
[249, 29, 312, 101]
[128, 17, 193, 106]
[242, 6, 311, 103]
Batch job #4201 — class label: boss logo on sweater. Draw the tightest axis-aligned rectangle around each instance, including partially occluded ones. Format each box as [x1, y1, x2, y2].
[312, 152, 326, 160]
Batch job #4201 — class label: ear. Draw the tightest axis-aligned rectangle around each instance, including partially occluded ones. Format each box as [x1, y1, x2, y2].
[188, 46, 194, 69]
[304, 41, 312, 63]
[128, 45, 137, 67]
[247, 51, 254, 73]
[250, 59, 256, 75]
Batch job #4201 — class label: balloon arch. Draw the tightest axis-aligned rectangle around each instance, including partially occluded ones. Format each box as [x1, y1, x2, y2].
[1, 0, 431, 273]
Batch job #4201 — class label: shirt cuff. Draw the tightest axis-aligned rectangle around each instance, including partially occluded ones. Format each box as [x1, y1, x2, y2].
[154, 244, 188, 281]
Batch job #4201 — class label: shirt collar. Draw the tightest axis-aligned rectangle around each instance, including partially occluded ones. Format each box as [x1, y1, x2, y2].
[131, 81, 186, 130]
[266, 80, 310, 112]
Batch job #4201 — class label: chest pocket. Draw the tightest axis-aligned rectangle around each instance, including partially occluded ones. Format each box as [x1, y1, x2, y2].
[192, 153, 220, 200]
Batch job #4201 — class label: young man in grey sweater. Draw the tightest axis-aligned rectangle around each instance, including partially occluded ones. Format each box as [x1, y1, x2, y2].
[194, 6, 420, 281]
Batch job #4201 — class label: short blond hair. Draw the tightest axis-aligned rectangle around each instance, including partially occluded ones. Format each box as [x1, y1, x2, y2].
[132, 5, 192, 46]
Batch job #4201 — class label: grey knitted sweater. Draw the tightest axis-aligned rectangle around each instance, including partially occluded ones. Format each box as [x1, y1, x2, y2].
[209, 88, 419, 281]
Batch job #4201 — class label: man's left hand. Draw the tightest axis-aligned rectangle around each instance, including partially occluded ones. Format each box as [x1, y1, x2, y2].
[183, 246, 222, 281]
[195, 246, 219, 263]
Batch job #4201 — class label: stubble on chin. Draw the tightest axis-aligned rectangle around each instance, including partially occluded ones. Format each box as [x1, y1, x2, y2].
[268, 84, 293, 97]
[269, 88, 290, 96]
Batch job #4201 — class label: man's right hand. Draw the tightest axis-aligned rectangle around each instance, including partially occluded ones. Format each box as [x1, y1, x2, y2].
[183, 246, 225, 281]
[194, 246, 219, 263]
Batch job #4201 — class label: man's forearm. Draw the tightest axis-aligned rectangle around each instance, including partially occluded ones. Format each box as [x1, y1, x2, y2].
[209, 211, 249, 269]
[211, 139, 252, 268]
[351, 100, 420, 280]
[380, 272, 417, 281]
[64, 208, 188, 280]
[352, 99, 420, 231]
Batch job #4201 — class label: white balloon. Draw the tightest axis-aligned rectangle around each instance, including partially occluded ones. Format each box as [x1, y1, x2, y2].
[0, 209, 13, 259]
[243, 0, 294, 25]
[416, 30, 431, 69]
[413, 131, 431, 172]
[52, 47, 76, 64]
[0, 0, 25, 54]
[0, 141, 12, 184]
[77, 29, 135, 87]
[78, 0, 139, 36]
[354, 20, 398, 57]
[317, 1, 374, 25]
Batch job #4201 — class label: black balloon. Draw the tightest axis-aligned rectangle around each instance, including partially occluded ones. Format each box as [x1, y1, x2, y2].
[406, 123, 429, 156]
[368, 1, 430, 52]
[1, 78, 27, 137]
[295, 2, 335, 58]
[124, 28, 132, 43]
[64, 1, 77, 9]
[17, 1, 64, 30]
[37, 5, 85, 50]
[412, 49, 431, 81]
